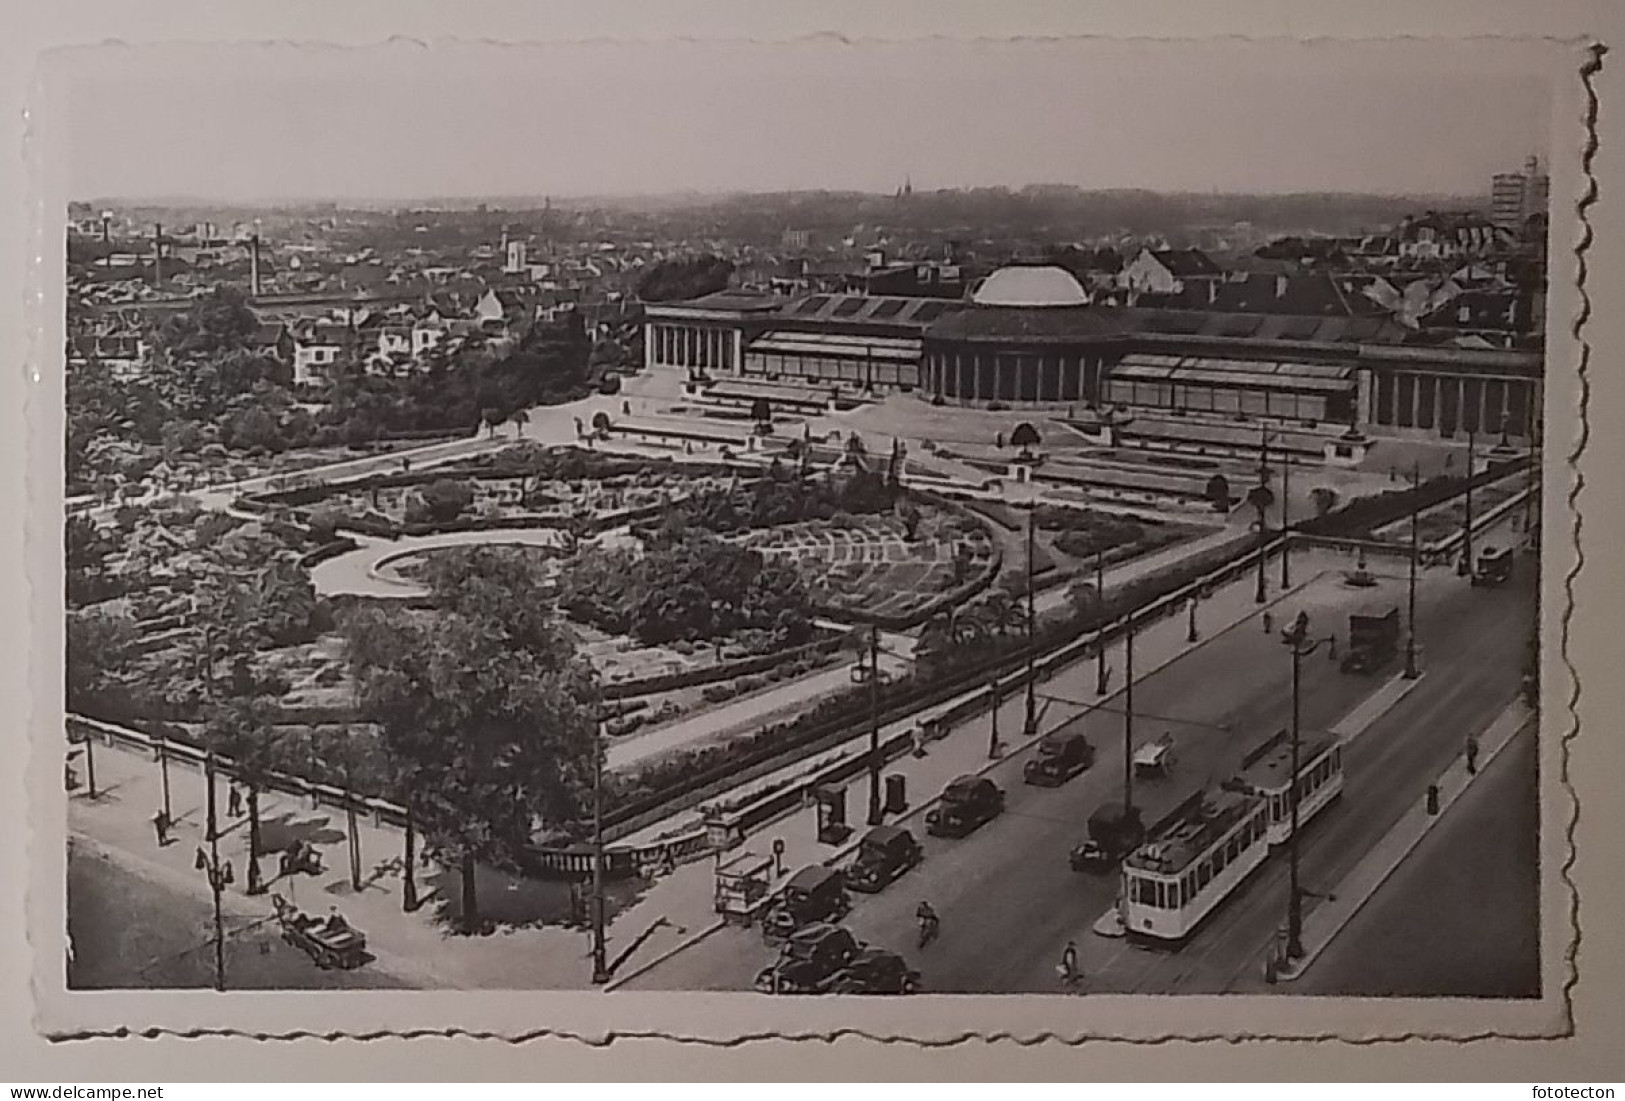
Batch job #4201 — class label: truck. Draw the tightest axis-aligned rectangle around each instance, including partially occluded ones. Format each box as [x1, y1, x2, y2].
[1069, 802, 1147, 873]
[1340, 605, 1400, 674]
[1472, 545, 1514, 587]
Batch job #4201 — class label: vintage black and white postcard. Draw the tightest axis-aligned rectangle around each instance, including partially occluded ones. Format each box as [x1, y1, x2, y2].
[17, 29, 1601, 1050]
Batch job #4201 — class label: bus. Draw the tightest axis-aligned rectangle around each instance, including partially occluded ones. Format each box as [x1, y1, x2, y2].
[1120, 789, 1272, 942]
[1230, 729, 1345, 847]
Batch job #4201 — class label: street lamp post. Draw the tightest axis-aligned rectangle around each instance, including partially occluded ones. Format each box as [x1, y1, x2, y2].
[987, 675, 1002, 759]
[866, 624, 883, 826]
[1187, 592, 1199, 644]
[158, 737, 172, 822]
[590, 718, 609, 985]
[1405, 462, 1422, 680]
[204, 751, 227, 993]
[1094, 548, 1109, 696]
[1022, 510, 1038, 737]
[1458, 428, 1477, 576]
[1280, 447, 1292, 590]
[1278, 613, 1327, 962]
[1123, 614, 1137, 818]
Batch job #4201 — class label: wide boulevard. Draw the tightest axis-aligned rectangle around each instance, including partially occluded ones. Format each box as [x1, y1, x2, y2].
[624, 527, 1537, 994]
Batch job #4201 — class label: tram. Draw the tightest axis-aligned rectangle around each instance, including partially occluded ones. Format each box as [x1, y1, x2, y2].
[1120, 789, 1272, 942]
[1117, 730, 1347, 943]
[1230, 729, 1345, 847]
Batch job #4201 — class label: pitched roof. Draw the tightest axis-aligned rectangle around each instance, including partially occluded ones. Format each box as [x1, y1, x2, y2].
[1152, 248, 1223, 278]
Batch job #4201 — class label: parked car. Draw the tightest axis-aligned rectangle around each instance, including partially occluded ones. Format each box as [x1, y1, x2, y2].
[762, 865, 851, 940]
[844, 825, 924, 894]
[753, 923, 862, 994]
[827, 948, 921, 995]
[1023, 731, 1096, 787]
[925, 775, 1005, 839]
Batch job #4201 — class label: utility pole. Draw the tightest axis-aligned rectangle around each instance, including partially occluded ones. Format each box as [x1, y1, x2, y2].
[1123, 615, 1137, 818]
[205, 752, 226, 993]
[1280, 447, 1292, 590]
[83, 733, 98, 799]
[866, 624, 883, 826]
[987, 675, 1002, 760]
[1094, 548, 1109, 696]
[1022, 509, 1038, 737]
[1459, 428, 1477, 576]
[1279, 614, 1325, 962]
[1405, 462, 1422, 680]
[590, 719, 609, 985]
[158, 737, 172, 821]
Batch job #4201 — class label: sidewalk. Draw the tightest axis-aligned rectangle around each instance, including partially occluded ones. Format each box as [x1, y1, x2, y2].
[1278, 700, 1534, 981]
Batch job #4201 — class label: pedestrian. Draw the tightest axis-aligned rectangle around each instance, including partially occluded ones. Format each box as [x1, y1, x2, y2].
[1262, 610, 1274, 634]
[1058, 940, 1081, 988]
[195, 845, 208, 871]
[228, 783, 243, 818]
[152, 810, 170, 848]
[222, 859, 235, 887]
[1465, 733, 1480, 775]
[1327, 634, 1338, 661]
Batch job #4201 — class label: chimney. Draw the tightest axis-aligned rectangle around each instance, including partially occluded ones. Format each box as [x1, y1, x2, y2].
[153, 223, 163, 286]
[250, 233, 262, 297]
[1208, 279, 1219, 305]
[1275, 274, 1289, 299]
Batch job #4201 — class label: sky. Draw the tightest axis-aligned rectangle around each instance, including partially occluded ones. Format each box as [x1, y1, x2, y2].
[55, 37, 1557, 203]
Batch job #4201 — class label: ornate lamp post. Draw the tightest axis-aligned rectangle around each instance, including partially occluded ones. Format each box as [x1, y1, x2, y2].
[1279, 612, 1332, 961]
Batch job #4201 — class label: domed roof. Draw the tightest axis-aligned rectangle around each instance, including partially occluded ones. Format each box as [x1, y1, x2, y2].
[970, 264, 1089, 308]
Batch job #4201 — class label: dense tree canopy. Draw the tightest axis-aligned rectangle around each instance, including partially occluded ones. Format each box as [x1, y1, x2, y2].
[345, 548, 601, 931]
[635, 255, 735, 303]
[557, 528, 813, 647]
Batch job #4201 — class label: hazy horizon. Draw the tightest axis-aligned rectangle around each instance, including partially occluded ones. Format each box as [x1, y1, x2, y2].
[55, 38, 1553, 204]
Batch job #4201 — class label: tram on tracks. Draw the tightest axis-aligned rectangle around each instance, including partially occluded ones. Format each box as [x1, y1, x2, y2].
[1118, 730, 1347, 943]
[1231, 729, 1345, 847]
[1120, 789, 1273, 942]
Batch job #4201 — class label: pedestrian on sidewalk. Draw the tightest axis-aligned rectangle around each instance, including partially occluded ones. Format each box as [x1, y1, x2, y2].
[1262, 610, 1274, 634]
[152, 810, 170, 848]
[1057, 940, 1081, 989]
[195, 845, 208, 871]
[228, 783, 243, 819]
[1465, 733, 1480, 775]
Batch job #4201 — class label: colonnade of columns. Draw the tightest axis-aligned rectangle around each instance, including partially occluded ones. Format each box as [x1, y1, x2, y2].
[919, 348, 1101, 405]
[1370, 369, 1537, 439]
[645, 323, 737, 373]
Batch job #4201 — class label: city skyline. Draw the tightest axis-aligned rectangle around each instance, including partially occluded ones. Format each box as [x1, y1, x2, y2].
[57, 38, 1551, 204]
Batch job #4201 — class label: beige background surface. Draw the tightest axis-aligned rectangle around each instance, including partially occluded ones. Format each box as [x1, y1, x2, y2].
[4, 0, 1623, 1080]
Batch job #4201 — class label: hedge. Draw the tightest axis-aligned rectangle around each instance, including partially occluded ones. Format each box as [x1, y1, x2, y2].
[601, 634, 844, 701]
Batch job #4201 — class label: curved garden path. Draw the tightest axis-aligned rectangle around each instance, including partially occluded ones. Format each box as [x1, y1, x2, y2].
[310, 527, 568, 599]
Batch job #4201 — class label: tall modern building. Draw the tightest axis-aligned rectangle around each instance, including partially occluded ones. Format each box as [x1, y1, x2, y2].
[1492, 155, 1549, 230]
[1491, 171, 1528, 230]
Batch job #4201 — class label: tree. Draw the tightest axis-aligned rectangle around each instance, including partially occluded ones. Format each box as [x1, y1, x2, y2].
[1010, 422, 1042, 450]
[1310, 486, 1340, 517]
[411, 479, 474, 525]
[200, 691, 285, 894]
[346, 551, 601, 933]
[590, 411, 612, 436]
[66, 609, 139, 710]
[1205, 474, 1233, 512]
[750, 397, 773, 433]
[896, 497, 923, 541]
[511, 408, 530, 438]
[482, 407, 506, 439]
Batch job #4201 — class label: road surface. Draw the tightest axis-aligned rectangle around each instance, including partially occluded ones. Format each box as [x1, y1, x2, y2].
[622, 545, 1535, 994]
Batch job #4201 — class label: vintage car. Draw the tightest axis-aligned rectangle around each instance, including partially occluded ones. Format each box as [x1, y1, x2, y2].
[827, 948, 922, 995]
[1069, 802, 1147, 873]
[1023, 731, 1096, 787]
[844, 825, 924, 894]
[1133, 733, 1177, 777]
[925, 775, 1005, 839]
[761, 865, 851, 940]
[753, 923, 862, 994]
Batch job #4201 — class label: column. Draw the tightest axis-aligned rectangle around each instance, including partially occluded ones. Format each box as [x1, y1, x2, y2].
[733, 329, 743, 374]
